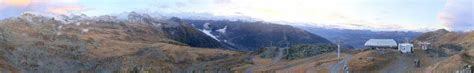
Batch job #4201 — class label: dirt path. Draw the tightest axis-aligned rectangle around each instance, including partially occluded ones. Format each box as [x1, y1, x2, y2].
[379, 54, 410, 73]
[379, 50, 438, 73]
[329, 55, 352, 73]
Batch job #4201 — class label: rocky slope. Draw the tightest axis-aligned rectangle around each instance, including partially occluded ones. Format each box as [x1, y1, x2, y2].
[413, 29, 474, 72]
[0, 13, 249, 72]
[126, 12, 226, 48]
[414, 29, 474, 50]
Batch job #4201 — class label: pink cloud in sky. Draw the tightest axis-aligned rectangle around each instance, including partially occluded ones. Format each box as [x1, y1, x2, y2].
[48, 5, 83, 14]
[0, 0, 83, 19]
[438, 0, 474, 31]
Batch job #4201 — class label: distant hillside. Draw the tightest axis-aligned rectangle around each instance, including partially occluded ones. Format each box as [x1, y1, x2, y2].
[413, 29, 474, 72]
[413, 29, 474, 55]
[298, 26, 422, 49]
[184, 20, 334, 51]
[414, 29, 474, 49]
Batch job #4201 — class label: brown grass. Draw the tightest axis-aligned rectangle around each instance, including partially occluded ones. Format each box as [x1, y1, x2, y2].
[0, 57, 19, 73]
[426, 49, 474, 73]
[348, 50, 398, 72]
[243, 53, 345, 73]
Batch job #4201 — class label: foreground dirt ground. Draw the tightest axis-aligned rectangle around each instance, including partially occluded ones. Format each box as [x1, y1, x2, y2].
[238, 53, 350, 73]
[240, 48, 472, 73]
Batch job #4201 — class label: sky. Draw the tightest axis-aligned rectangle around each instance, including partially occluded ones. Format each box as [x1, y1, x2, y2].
[0, 0, 472, 31]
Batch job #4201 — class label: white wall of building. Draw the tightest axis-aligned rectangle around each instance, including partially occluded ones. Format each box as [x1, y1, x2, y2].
[398, 43, 414, 53]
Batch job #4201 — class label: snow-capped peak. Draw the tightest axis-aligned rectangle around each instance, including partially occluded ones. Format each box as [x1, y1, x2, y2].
[15, 12, 96, 25]
[18, 12, 65, 25]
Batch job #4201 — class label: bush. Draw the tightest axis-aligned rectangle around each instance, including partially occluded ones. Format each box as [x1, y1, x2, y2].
[285, 44, 336, 60]
[257, 44, 335, 60]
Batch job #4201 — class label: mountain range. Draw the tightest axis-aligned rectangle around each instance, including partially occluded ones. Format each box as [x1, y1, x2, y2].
[0, 12, 336, 72]
[298, 26, 422, 49]
[184, 20, 333, 51]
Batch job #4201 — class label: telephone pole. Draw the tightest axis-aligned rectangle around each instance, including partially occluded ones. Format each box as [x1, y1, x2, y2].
[337, 40, 342, 58]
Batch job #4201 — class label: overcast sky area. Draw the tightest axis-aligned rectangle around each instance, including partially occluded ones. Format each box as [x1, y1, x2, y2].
[0, 0, 472, 31]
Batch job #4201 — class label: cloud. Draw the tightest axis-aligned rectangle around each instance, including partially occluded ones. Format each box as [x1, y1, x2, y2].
[438, 0, 474, 31]
[174, 2, 187, 8]
[214, 0, 232, 4]
[0, 0, 83, 19]
[195, 0, 446, 31]
[1, 0, 32, 7]
[0, 0, 450, 31]
[48, 5, 83, 14]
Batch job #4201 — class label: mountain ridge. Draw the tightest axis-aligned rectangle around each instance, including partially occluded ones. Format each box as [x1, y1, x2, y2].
[412, 29, 474, 72]
[184, 19, 334, 51]
[299, 26, 422, 49]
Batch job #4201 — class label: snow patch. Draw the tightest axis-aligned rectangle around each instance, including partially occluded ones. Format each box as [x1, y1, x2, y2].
[81, 29, 89, 33]
[57, 25, 63, 30]
[203, 22, 210, 29]
[200, 29, 219, 41]
[115, 12, 129, 21]
[75, 22, 81, 26]
[56, 32, 62, 36]
[152, 23, 162, 27]
[217, 26, 227, 33]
